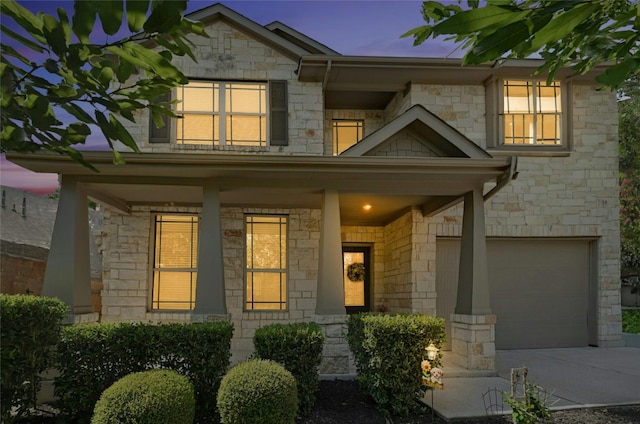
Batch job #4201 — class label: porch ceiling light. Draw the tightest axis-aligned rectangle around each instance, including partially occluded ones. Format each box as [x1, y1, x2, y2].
[362, 203, 372, 212]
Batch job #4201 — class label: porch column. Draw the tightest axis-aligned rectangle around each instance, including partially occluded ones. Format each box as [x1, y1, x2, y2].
[451, 186, 496, 371]
[315, 190, 346, 315]
[43, 176, 93, 316]
[456, 187, 491, 315]
[193, 183, 227, 317]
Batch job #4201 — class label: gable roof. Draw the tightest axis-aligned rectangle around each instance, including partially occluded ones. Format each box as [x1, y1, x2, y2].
[186, 3, 333, 60]
[265, 21, 339, 55]
[340, 105, 491, 159]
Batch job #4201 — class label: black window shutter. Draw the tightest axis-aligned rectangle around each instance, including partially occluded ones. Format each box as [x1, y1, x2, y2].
[149, 92, 171, 144]
[269, 80, 288, 146]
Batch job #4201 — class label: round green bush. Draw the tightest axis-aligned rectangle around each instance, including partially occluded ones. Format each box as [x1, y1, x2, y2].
[217, 359, 298, 424]
[91, 369, 195, 424]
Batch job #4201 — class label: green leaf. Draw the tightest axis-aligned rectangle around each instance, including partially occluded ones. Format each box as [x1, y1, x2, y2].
[72, 1, 97, 44]
[529, 3, 600, 52]
[0, 24, 45, 53]
[0, 0, 46, 44]
[0, 43, 33, 66]
[109, 113, 140, 152]
[433, 5, 528, 35]
[465, 20, 533, 64]
[596, 57, 640, 89]
[126, 0, 150, 32]
[41, 13, 67, 57]
[56, 7, 72, 46]
[97, 0, 123, 36]
[65, 122, 91, 144]
[126, 42, 187, 82]
[60, 103, 96, 124]
[144, 0, 187, 34]
[115, 58, 134, 83]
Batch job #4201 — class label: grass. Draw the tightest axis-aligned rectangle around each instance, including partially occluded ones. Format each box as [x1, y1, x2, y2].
[622, 308, 640, 334]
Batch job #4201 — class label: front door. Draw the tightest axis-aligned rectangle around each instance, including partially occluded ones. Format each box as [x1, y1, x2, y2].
[342, 246, 371, 314]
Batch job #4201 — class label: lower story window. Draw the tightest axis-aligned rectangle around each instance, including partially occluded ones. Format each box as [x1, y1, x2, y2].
[245, 215, 288, 310]
[152, 214, 198, 310]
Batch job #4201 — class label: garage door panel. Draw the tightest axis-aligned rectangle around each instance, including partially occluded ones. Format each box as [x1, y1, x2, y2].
[436, 238, 591, 350]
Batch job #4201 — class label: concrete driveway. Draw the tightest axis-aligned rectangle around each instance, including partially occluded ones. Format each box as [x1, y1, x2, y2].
[430, 347, 640, 420]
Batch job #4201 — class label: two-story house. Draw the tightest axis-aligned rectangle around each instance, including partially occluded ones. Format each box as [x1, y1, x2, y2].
[8, 3, 622, 374]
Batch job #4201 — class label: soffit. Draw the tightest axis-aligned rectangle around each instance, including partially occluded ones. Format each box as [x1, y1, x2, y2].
[7, 152, 512, 226]
[300, 56, 612, 109]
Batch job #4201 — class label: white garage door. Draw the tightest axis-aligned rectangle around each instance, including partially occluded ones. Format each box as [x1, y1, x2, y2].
[436, 238, 594, 350]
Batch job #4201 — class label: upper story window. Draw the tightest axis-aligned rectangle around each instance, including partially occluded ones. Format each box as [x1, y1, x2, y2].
[486, 78, 571, 153]
[245, 215, 288, 311]
[151, 214, 198, 310]
[149, 80, 288, 147]
[176, 82, 267, 147]
[333, 120, 364, 155]
[503, 80, 561, 145]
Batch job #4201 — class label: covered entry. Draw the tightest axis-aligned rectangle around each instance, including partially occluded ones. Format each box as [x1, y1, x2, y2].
[437, 238, 595, 349]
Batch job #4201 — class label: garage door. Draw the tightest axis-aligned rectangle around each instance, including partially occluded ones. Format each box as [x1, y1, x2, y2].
[436, 238, 594, 350]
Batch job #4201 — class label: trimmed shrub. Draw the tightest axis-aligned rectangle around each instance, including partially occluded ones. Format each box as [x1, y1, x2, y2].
[55, 321, 233, 424]
[347, 313, 445, 416]
[91, 369, 195, 424]
[217, 359, 298, 424]
[0, 294, 68, 423]
[253, 322, 324, 416]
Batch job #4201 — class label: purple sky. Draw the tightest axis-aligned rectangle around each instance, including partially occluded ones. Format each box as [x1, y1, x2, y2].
[1, 0, 458, 195]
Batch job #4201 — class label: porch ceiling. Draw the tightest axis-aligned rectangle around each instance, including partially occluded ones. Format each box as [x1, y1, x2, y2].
[7, 151, 513, 226]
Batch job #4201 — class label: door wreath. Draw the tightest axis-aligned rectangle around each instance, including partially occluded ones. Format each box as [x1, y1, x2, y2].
[347, 262, 365, 282]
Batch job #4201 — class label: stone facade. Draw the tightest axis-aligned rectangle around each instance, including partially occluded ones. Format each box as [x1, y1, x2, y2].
[87, 4, 622, 374]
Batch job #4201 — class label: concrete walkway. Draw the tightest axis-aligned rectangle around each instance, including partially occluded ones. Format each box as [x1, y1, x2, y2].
[426, 347, 640, 420]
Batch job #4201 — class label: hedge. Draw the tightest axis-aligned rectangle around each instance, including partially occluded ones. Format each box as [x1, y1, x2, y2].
[91, 369, 195, 424]
[347, 313, 445, 416]
[0, 294, 68, 423]
[253, 322, 324, 416]
[55, 321, 233, 424]
[217, 359, 298, 424]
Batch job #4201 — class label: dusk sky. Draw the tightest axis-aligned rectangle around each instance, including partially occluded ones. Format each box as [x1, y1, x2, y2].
[1, 0, 459, 195]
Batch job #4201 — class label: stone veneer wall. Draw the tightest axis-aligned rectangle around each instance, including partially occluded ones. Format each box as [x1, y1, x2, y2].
[102, 207, 394, 372]
[118, 20, 324, 156]
[422, 84, 621, 346]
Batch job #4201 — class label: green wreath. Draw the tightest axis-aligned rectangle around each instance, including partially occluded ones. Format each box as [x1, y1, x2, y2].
[347, 262, 365, 282]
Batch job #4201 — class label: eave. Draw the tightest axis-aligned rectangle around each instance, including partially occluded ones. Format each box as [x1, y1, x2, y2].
[7, 152, 514, 226]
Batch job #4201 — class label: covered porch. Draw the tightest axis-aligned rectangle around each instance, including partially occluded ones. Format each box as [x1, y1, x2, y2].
[8, 151, 515, 371]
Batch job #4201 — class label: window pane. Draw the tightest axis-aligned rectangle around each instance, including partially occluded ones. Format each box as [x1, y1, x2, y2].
[246, 215, 287, 310]
[333, 120, 363, 155]
[227, 84, 265, 113]
[503, 80, 561, 145]
[152, 215, 198, 310]
[226, 115, 265, 145]
[177, 115, 216, 144]
[180, 83, 216, 112]
[152, 271, 196, 310]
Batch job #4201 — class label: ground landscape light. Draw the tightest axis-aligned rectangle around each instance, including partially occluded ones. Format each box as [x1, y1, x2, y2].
[426, 343, 438, 361]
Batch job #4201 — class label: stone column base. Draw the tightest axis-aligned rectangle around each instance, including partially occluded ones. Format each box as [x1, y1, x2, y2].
[190, 313, 231, 323]
[68, 311, 100, 325]
[449, 313, 496, 371]
[315, 315, 356, 375]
